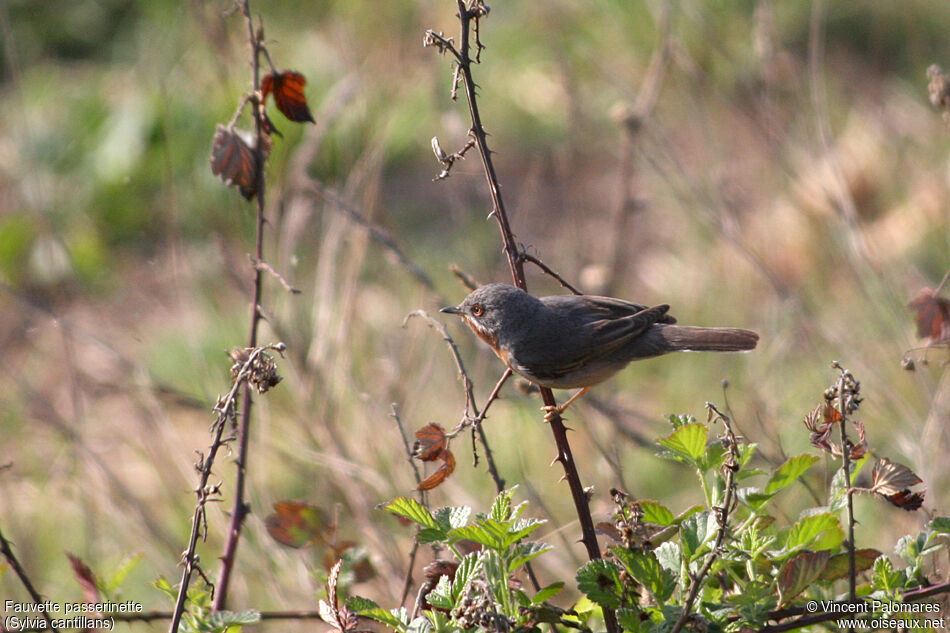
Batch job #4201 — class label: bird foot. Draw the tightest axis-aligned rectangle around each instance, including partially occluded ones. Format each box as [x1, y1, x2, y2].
[541, 404, 564, 423]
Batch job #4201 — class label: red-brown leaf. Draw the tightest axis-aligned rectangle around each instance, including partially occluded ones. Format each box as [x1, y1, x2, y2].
[210, 125, 259, 200]
[418, 449, 456, 491]
[871, 458, 923, 496]
[264, 500, 330, 548]
[413, 422, 448, 462]
[887, 489, 925, 511]
[66, 552, 101, 607]
[262, 70, 315, 123]
[909, 287, 950, 344]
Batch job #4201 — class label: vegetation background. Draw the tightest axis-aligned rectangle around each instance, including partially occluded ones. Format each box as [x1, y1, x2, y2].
[1, 0, 949, 627]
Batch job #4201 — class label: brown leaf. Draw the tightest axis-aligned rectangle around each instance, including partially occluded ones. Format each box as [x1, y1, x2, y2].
[322, 542, 377, 584]
[421, 560, 459, 612]
[871, 458, 923, 496]
[777, 550, 830, 606]
[909, 287, 950, 344]
[210, 125, 259, 200]
[66, 552, 100, 607]
[418, 449, 456, 491]
[887, 489, 925, 511]
[413, 422, 448, 462]
[262, 70, 315, 123]
[264, 500, 330, 548]
[819, 548, 881, 581]
[850, 420, 868, 460]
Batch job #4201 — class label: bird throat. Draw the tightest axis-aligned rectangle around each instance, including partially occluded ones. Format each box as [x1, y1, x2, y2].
[463, 316, 508, 364]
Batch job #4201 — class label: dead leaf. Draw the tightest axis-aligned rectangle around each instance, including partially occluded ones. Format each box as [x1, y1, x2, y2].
[909, 287, 950, 344]
[66, 552, 100, 607]
[262, 70, 315, 123]
[210, 125, 259, 200]
[264, 501, 330, 548]
[413, 423, 448, 462]
[418, 449, 456, 491]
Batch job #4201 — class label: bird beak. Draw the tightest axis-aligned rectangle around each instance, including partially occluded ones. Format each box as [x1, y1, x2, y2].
[440, 305, 462, 315]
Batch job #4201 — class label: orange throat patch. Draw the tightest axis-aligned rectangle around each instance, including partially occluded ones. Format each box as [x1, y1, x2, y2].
[464, 316, 508, 365]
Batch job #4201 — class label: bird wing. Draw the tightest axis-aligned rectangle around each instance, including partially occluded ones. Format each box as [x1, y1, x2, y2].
[518, 299, 673, 382]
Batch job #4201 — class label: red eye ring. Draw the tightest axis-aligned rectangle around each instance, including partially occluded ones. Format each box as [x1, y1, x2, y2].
[471, 303, 484, 317]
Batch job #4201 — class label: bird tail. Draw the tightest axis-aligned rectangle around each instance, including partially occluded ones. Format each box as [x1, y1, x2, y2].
[656, 325, 759, 352]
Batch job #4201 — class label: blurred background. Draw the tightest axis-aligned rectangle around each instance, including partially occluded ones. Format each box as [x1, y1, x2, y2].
[2, 0, 950, 625]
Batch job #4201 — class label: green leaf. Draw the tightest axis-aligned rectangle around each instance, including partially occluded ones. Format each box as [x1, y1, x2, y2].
[416, 528, 448, 544]
[819, 549, 881, 581]
[783, 512, 841, 553]
[765, 454, 820, 495]
[384, 498, 438, 529]
[680, 511, 717, 561]
[407, 616, 434, 633]
[777, 550, 830, 605]
[576, 559, 623, 609]
[102, 553, 143, 595]
[532, 581, 564, 604]
[871, 555, 903, 594]
[737, 487, 777, 511]
[449, 524, 501, 549]
[667, 413, 696, 430]
[638, 500, 675, 526]
[206, 610, 261, 631]
[434, 505, 471, 531]
[425, 575, 454, 611]
[452, 553, 482, 600]
[509, 542, 552, 572]
[490, 488, 515, 522]
[348, 598, 410, 631]
[616, 608, 644, 632]
[928, 516, 950, 534]
[653, 541, 681, 576]
[657, 423, 709, 468]
[506, 517, 546, 546]
[614, 548, 675, 603]
[152, 576, 176, 601]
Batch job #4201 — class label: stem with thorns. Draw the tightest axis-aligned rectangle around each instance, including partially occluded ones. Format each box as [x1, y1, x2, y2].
[0, 526, 59, 632]
[429, 4, 616, 632]
[832, 362, 858, 609]
[212, 0, 269, 612]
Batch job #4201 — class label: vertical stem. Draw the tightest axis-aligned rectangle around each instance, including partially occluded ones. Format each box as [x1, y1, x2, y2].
[0, 526, 59, 633]
[836, 372, 857, 609]
[213, 0, 267, 612]
[449, 4, 615, 632]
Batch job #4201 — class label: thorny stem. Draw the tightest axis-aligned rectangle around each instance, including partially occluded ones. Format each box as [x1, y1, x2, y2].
[439, 3, 616, 632]
[391, 404, 425, 608]
[832, 362, 858, 612]
[669, 403, 739, 633]
[169, 345, 281, 633]
[0, 526, 59, 632]
[213, 0, 269, 613]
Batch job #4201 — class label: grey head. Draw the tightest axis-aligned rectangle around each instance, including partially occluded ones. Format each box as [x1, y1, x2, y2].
[440, 283, 541, 349]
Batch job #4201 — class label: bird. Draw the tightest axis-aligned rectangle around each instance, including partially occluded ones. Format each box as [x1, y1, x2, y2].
[440, 283, 758, 420]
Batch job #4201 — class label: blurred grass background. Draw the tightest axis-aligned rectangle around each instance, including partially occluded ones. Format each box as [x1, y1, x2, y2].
[2, 0, 950, 625]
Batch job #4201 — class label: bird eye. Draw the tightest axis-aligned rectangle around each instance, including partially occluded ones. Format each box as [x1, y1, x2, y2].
[471, 303, 484, 317]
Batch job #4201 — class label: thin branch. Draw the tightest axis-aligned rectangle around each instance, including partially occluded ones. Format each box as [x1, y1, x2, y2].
[519, 251, 583, 295]
[0, 526, 59, 632]
[252, 257, 301, 294]
[306, 180, 442, 301]
[169, 343, 284, 633]
[831, 361, 858, 607]
[213, 1, 269, 612]
[432, 5, 615, 632]
[391, 403, 425, 608]
[670, 402, 740, 633]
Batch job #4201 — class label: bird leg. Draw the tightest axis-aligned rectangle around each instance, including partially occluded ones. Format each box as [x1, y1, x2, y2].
[541, 387, 590, 423]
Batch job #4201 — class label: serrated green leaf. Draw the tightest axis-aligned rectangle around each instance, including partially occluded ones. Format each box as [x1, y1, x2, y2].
[871, 555, 903, 594]
[505, 517, 546, 547]
[777, 550, 829, 606]
[613, 548, 675, 603]
[616, 607, 644, 632]
[102, 553, 143, 595]
[509, 541, 552, 572]
[532, 581, 564, 604]
[384, 498, 438, 529]
[452, 553, 481, 600]
[207, 609, 261, 629]
[416, 527, 447, 544]
[433, 505, 471, 531]
[657, 423, 709, 467]
[449, 523, 502, 549]
[737, 487, 777, 511]
[152, 576, 176, 601]
[638, 500, 675, 526]
[680, 511, 717, 561]
[784, 513, 841, 553]
[653, 541, 681, 576]
[766, 454, 820, 495]
[425, 575, 454, 610]
[490, 488, 514, 522]
[346, 595, 380, 612]
[407, 615, 433, 633]
[576, 559, 623, 609]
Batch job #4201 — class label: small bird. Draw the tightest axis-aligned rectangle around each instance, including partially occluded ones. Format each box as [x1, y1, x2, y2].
[441, 283, 758, 419]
